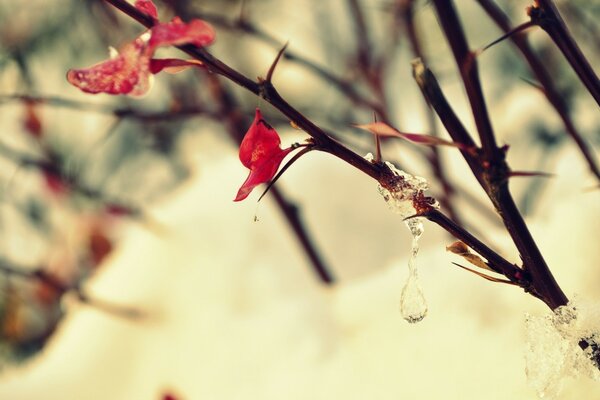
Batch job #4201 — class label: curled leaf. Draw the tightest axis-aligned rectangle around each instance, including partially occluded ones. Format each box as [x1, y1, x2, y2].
[354, 121, 468, 150]
[67, 13, 215, 96]
[67, 37, 151, 96]
[446, 241, 492, 271]
[234, 108, 294, 201]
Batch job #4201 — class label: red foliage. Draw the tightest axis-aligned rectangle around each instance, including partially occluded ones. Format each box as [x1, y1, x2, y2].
[135, 0, 158, 20]
[234, 108, 294, 201]
[67, 1, 214, 96]
[23, 100, 43, 138]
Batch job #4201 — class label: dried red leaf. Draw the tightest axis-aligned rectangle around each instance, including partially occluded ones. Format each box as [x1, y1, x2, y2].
[354, 121, 468, 149]
[42, 169, 68, 195]
[235, 108, 293, 201]
[67, 12, 215, 96]
[23, 100, 43, 138]
[67, 37, 150, 96]
[135, 0, 158, 20]
[149, 17, 215, 49]
[88, 227, 113, 267]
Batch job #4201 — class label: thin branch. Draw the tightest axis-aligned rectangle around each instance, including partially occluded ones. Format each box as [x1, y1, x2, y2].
[399, 0, 462, 224]
[529, 0, 600, 106]
[476, 0, 600, 182]
[195, 11, 386, 115]
[0, 259, 142, 319]
[431, 0, 500, 161]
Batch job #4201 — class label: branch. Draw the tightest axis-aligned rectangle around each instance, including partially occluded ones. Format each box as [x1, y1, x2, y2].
[476, 0, 600, 182]
[0, 259, 142, 319]
[529, 0, 600, 107]
[431, 0, 500, 162]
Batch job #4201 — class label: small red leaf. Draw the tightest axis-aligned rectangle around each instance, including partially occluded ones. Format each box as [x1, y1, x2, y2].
[149, 17, 215, 49]
[23, 100, 43, 138]
[88, 226, 113, 267]
[234, 108, 293, 201]
[135, 0, 158, 20]
[149, 58, 204, 74]
[354, 121, 467, 149]
[67, 37, 151, 96]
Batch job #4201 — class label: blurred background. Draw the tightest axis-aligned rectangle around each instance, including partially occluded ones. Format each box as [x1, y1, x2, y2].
[0, 0, 599, 398]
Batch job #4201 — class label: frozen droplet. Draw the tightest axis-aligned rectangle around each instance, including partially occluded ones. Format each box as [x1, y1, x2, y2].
[364, 152, 374, 162]
[400, 217, 428, 323]
[376, 161, 438, 219]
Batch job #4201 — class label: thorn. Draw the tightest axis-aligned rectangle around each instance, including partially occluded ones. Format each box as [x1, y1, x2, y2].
[451, 262, 515, 285]
[257, 145, 313, 202]
[265, 41, 289, 83]
[519, 76, 545, 92]
[475, 21, 535, 56]
[509, 170, 555, 178]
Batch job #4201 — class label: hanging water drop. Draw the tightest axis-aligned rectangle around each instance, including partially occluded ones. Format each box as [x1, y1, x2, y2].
[372, 160, 436, 323]
[400, 217, 428, 323]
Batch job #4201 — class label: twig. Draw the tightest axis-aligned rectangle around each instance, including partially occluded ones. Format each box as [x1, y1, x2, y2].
[529, 0, 600, 107]
[0, 259, 142, 319]
[475, 0, 600, 182]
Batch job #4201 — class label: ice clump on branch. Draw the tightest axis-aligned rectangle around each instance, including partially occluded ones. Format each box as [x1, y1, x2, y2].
[376, 161, 436, 219]
[370, 160, 438, 323]
[525, 298, 600, 399]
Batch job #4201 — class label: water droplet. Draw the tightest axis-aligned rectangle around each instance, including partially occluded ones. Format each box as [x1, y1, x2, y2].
[400, 217, 428, 323]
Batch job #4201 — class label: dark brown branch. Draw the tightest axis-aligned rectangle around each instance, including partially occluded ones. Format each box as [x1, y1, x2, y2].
[412, 59, 568, 310]
[529, 0, 600, 107]
[431, 0, 500, 162]
[476, 0, 600, 181]
[399, 0, 462, 224]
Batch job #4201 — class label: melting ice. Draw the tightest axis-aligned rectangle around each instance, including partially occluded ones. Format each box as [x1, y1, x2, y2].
[372, 160, 437, 323]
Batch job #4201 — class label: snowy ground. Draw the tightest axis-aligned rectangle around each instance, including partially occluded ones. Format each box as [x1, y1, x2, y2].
[0, 136, 598, 399]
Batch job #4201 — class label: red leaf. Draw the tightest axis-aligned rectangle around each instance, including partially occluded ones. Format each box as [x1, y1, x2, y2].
[234, 108, 293, 201]
[67, 14, 215, 96]
[23, 100, 43, 138]
[66, 37, 151, 96]
[354, 121, 467, 149]
[88, 226, 113, 267]
[149, 58, 204, 74]
[135, 0, 158, 20]
[149, 17, 215, 49]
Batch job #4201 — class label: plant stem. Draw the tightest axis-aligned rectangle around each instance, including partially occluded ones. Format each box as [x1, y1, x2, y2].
[476, 0, 600, 181]
[530, 0, 600, 107]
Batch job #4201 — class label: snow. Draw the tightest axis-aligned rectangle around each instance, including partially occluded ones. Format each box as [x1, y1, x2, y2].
[525, 299, 600, 398]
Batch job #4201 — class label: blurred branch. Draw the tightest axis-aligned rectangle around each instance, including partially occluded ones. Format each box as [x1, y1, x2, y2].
[529, 0, 600, 106]
[476, 0, 600, 182]
[0, 258, 142, 319]
[193, 11, 386, 116]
